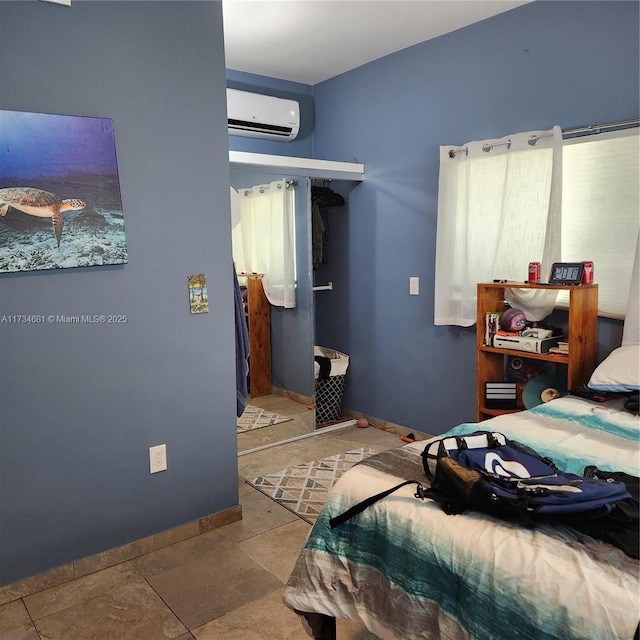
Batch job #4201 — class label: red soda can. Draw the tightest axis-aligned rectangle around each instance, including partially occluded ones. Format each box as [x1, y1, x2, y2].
[528, 262, 541, 284]
[582, 261, 594, 284]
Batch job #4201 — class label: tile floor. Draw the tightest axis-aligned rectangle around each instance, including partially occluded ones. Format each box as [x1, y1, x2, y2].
[237, 392, 316, 454]
[0, 402, 411, 640]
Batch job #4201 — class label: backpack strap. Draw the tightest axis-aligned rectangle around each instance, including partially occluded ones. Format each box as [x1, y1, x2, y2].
[329, 480, 424, 528]
[423, 431, 509, 479]
[486, 432, 502, 449]
[418, 485, 468, 515]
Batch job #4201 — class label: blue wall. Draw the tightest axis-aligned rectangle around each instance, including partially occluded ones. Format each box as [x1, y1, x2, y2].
[0, 1, 236, 586]
[227, 2, 637, 435]
[1, 0, 636, 588]
[311, 0, 638, 432]
[227, 73, 317, 399]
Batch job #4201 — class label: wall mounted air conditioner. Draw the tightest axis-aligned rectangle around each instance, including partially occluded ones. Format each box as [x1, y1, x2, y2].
[227, 89, 300, 142]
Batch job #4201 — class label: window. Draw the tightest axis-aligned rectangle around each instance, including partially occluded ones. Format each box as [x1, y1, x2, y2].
[558, 129, 639, 317]
[435, 126, 639, 325]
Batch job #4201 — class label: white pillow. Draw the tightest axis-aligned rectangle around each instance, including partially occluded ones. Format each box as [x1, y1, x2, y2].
[588, 345, 640, 392]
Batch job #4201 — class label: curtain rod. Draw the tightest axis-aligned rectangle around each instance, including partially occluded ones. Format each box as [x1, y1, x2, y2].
[448, 117, 640, 158]
[530, 118, 640, 145]
[241, 178, 297, 196]
[562, 118, 639, 137]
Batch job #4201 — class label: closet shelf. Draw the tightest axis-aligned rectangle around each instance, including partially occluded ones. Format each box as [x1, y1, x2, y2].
[229, 151, 364, 181]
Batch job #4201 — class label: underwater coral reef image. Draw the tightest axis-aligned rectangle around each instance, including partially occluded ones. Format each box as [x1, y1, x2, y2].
[0, 110, 128, 273]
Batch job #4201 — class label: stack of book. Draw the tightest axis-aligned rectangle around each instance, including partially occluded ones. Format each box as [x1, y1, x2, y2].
[484, 312, 502, 346]
[548, 341, 569, 355]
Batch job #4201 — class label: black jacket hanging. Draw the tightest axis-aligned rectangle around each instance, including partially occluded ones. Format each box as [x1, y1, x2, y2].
[311, 186, 344, 270]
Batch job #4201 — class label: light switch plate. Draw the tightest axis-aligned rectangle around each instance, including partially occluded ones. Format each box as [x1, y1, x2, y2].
[409, 277, 419, 295]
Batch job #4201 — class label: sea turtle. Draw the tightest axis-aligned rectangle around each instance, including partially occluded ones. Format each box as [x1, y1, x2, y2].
[0, 187, 85, 248]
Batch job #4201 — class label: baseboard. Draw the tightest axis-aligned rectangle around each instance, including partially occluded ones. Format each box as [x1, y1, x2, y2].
[341, 408, 433, 441]
[0, 504, 242, 606]
[269, 387, 432, 442]
[270, 386, 313, 406]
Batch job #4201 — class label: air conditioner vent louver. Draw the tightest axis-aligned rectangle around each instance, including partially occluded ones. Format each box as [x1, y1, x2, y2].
[227, 89, 300, 142]
[228, 119, 294, 137]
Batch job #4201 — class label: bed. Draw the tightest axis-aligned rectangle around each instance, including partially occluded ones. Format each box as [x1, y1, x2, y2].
[282, 390, 638, 640]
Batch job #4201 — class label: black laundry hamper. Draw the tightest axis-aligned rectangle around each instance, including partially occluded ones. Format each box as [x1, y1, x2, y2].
[314, 346, 349, 425]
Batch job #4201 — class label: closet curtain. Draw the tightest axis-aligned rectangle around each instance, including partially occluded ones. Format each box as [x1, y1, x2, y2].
[434, 126, 563, 326]
[231, 179, 296, 308]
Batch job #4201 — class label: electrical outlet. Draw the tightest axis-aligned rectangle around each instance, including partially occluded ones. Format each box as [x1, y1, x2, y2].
[409, 277, 420, 295]
[149, 444, 167, 473]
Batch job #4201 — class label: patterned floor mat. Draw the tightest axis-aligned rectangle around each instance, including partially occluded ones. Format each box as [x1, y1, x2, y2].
[247, 447, 375, 524]
[237, 405, 293, 433]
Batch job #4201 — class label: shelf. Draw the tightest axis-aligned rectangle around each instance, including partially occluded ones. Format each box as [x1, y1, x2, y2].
[476, 282, 598, 422]
[478, 345, 569, 365]
[229, 151, 365, 181]
[482, 282, 597, 290]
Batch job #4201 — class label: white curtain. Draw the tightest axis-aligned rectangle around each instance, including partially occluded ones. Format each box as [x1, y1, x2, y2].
[622, 230, 639, 347]
[231, 180, 296, 308]
[559, 129, 640, 318]
[434, 126, 563, 326]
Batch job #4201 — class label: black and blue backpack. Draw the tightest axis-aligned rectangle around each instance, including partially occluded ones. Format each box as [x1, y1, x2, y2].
[419, 431, 632, 520]
[330, 431, 638, 557]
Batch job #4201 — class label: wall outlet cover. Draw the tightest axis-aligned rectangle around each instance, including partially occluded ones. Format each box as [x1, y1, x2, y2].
[149, 444, 167, 473]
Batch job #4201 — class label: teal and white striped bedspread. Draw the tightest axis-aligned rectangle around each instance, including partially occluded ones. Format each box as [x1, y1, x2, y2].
[282, 396, 639, 640]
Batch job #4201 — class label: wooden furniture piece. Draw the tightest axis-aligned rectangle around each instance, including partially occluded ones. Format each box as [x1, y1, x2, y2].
[476, 282, 598, 421]
[245, 274, 271, 398]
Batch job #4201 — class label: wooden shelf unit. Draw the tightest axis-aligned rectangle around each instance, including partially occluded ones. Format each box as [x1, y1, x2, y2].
[245, 275, 271, 398]
[476, 282, 598, 421]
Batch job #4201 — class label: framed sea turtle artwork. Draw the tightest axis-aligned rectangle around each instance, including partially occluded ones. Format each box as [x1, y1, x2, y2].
[0, 110, 128, 273]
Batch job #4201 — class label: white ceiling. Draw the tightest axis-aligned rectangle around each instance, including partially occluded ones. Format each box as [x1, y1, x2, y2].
[222, 0, 531, 85]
